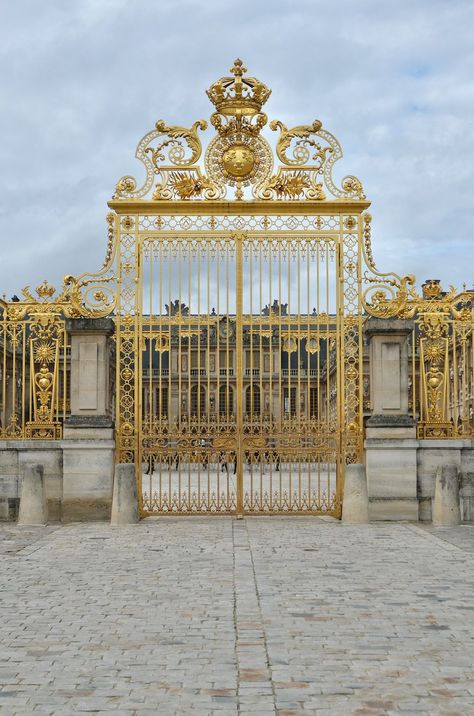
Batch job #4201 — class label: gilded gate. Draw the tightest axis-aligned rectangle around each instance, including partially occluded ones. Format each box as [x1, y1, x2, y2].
[2, 60, 474, 518]
[110, 60, 369, 516]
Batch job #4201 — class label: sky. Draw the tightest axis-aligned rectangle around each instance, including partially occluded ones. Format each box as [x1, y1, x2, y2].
[1, 0, 473, 300]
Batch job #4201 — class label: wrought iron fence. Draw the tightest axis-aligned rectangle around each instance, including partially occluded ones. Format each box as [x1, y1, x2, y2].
[363, 267, 474, 438]
[408, 288, 474, 438]
[0, 304, 70, 439]
[0, 275, 114, 440]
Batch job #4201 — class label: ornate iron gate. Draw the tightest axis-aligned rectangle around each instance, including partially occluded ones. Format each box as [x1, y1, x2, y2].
[136, 229, 345, 515]
[2, 61, 474, 521]
[111, 60, 369, 516]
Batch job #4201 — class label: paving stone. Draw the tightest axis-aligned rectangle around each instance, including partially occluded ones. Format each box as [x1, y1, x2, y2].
[0, 519, 474, 713]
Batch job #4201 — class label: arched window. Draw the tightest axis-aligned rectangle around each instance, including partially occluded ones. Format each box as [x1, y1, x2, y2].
[245, 385, 260, 418]
[190, 384, 206, 417]
[219, 385, 234, 418]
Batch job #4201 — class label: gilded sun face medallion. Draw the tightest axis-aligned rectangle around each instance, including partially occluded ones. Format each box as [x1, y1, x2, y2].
[222, 144, 255, 178]
[205, 132, 273, 195]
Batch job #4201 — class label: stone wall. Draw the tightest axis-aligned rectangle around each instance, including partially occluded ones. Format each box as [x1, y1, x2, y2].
[0, 441, 62, 521]
[0, 317, 116, 523]
[0, 436, 114, 522]
[2, 436, 473, 522]
[417, 440, 474, 522]
[362, 316, 474, 522]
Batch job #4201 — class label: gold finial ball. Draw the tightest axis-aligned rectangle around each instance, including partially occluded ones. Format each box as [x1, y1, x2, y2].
[222, 144, 255, 177]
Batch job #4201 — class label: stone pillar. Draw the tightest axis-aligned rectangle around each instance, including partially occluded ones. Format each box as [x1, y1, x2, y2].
[62, 318, 115, 521]
[342, 464, 369, 523]
[417, 440, 463, 521]
[18, 464, 47, 525]
[432, 465, 461, 526]
[111, 464, 139, 525]
[365, 319, 419, 520]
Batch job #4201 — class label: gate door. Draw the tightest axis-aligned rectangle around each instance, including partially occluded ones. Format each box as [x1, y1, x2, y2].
[138, 229, 343, 515]
[112, 60, 369, 517]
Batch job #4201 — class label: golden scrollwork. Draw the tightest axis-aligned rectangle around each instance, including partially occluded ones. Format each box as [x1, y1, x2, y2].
[146, 120, 206, 168]
[108, 59, 364, 203]
[1, 220, 118, 439]
[17, 273, 115, 322]
[362, 213, 416, 318]
[262, 119, 365, 200]
[113, 119, 209, 200]
[270, 119, 325, 166]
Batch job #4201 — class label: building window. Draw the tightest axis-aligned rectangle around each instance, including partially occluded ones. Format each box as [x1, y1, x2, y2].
[219, 385, 234, 417]
[245, 385, 260, 417]
[283, 387, 297, 416]
[190, 384, 206, 417]
[154, 387, 168, 418]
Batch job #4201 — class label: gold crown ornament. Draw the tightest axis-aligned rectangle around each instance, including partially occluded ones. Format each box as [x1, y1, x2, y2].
[36, 280, 56, 299]
[204, 59, 274, 198]
[206, 58, 271, 117]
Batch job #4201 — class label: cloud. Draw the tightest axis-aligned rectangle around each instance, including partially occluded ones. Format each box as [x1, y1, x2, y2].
[0, 0, 473, 299]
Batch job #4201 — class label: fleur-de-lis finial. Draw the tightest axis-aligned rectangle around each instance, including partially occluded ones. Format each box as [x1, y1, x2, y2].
[230, 58, 247, 76]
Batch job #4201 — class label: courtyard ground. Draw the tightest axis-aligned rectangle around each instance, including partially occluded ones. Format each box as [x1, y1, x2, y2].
[0, 518, 473, 716]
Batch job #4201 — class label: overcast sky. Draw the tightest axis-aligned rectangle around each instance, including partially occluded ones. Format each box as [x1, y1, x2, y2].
[1, 0, 473, 300]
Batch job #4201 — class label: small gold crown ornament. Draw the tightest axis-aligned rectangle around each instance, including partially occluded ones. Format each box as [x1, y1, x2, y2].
[36, 280, 56, 299]
[206, 58, 271, 117]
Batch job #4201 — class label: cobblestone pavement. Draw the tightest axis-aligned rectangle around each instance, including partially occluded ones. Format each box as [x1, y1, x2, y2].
[1, 519, 474, 715]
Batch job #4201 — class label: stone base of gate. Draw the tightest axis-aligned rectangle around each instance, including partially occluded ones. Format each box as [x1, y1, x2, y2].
[61, 419, 115, 522]
[365, 424, 419, 521]
[368, 497, 420, 521]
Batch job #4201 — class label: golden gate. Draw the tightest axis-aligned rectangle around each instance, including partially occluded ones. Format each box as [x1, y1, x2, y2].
[110, 60, 368, 516]
[3, 60, 473, 519]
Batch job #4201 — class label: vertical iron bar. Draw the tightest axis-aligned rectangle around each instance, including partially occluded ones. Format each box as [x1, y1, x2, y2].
[235, 232, 244, 515]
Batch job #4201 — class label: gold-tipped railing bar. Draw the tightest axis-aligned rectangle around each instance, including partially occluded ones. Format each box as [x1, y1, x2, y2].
[235, 232, 244, 515]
